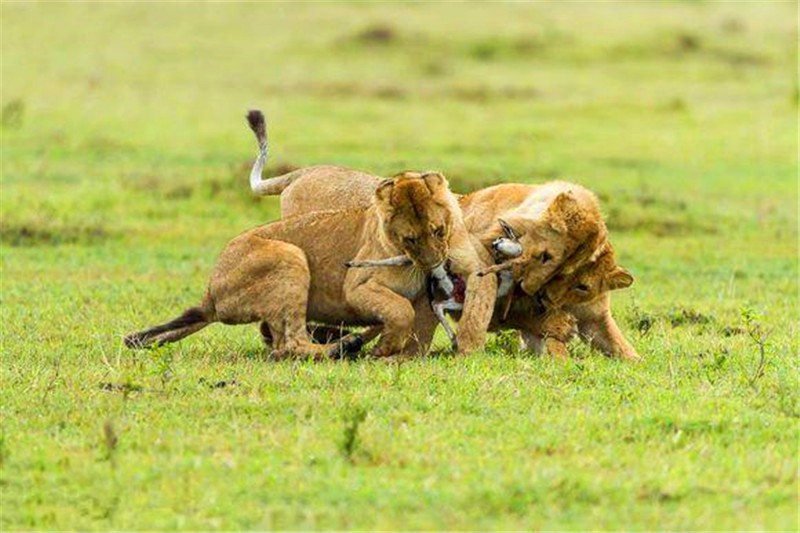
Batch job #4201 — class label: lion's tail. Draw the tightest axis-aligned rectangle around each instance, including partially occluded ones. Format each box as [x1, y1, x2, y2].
[245, 109, 299, 196]
[124, 301, 213, 349]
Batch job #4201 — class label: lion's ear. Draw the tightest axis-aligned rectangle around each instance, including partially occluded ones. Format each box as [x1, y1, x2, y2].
[607, 266, 634, 291]
[422, 171, 448, 194]
[545, 191, 578, 233]
[392, 170, 421, 179]
[375, 178, 395, 209]
[549, 191, 577, 212]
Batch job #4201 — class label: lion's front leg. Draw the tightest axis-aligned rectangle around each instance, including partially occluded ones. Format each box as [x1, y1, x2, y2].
[539, 309, 578, 360]
[569, 293, 640, 361]
[447, 231, 498, 355]
[345, 279, 415, 358]
[404, 295, 438, 356]
[455, 271, 497, 354]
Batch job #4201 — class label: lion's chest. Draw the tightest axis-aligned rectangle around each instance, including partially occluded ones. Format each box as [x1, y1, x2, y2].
[380, 269, 427, 300]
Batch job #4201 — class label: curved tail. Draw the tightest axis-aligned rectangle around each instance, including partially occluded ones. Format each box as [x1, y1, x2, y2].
[246, 110, 269, 194]
[246, 109, 302, 196]
[124, 305, 211, 349]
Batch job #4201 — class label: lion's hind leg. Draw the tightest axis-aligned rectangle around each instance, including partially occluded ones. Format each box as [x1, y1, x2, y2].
[540, 309, 578, 360]
[518, 309, 578, 360]
[213, 238, 350, 360]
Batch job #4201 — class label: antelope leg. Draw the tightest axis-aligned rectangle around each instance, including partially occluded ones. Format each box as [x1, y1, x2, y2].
[345, 255, 412, 268]
[433, 301, 458, 350]
[477, 257, 522, 277]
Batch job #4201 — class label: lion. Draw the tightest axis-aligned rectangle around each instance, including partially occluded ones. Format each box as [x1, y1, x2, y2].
[125, 172, 491, 359]
[347, 191, 619, 359]
[493, 241, 636, 360]
[246, 114, 637, 360]
[464, 181, 609, 293]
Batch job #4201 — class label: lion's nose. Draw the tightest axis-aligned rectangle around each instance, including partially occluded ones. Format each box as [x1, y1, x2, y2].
[520, 278, 539, 296]
[421, 253, 446, 272]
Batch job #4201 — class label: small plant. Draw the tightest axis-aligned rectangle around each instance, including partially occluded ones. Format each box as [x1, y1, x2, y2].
[485, 330, 521, 356]
[148, 345, 175, 387]
[702, 347, 730, 385]
[102, 420, 118, 465]
[741, 306, 771, 388]
[391, 362, 403, 387]
[629, 300, 655, 336]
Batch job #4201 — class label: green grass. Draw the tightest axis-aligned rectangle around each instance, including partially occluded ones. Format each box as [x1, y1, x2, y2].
[1, 2, 798, 531]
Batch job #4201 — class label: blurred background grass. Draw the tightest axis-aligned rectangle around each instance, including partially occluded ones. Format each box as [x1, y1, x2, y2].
[3, 1, 796, 330]
[3, 2, 796, 232]
[1, 2, 798, 530]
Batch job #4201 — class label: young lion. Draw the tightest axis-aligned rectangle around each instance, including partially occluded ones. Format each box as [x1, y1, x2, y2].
[494, 241, 636, 360]
[245, 111, 497, 355]
[464, 181, 607, 295]
[246, 115, 636, 359]
[125, 173, 471, 359]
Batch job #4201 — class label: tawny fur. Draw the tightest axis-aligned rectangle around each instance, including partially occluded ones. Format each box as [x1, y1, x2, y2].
[126, 174, 487, 359]
[250, 166, 638, 360]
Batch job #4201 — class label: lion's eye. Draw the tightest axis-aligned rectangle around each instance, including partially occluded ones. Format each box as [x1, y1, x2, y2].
[403, 236, 418, 247]
[573, 283, 590, 293]
[433, 226, 445, 239]
[539, 251, 553, 264]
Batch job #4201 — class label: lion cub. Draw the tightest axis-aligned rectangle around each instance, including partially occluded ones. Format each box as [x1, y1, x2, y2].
[499, 242, 636, 359]
[125, 173, 462, 359]
[466, 181, 606, 296]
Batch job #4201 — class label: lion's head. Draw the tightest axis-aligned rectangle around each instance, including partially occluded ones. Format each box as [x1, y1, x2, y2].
[539, 244, 634, 308]
[374, 171, 457, 271]
[495, 188, 608, 295]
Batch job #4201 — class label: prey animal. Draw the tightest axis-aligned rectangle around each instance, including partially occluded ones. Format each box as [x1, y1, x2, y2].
[348, 219, 523, 349]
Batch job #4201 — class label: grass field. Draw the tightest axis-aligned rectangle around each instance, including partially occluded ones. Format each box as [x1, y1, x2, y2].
[1, 2, 798, 531]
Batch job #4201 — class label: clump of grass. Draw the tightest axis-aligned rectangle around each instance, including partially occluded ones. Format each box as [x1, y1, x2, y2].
[0, 433, 7, 467]
[485, 330, 522, 357]
[668, 308, 714, 328]
[1, 99, 24, 129]
[102, 420, 118, 463]
[466, 36, 550, 62]
[340, 407, 368, 464]
[628, 301, 656, 336]
[701, 347, 730, 384]
[0, 220, 113, 247]
[661, 97, 689, 113]
[719, 325, 746, 337]
[603, 187, 722, 237]
[466, 30, 566, 62]
[98, 381, 144, 397]
[198, 377, 239, 389]
[353, 24, 397, 45]
[674, 32, 702, 54]
[775, 373, 799, 418]
[148, 345, 175, 387]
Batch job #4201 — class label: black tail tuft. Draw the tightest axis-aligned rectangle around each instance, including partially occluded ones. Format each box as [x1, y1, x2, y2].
[328, 334, 365, 361]
[124, 307, 207, 349]
[246, 110, 266, 141]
